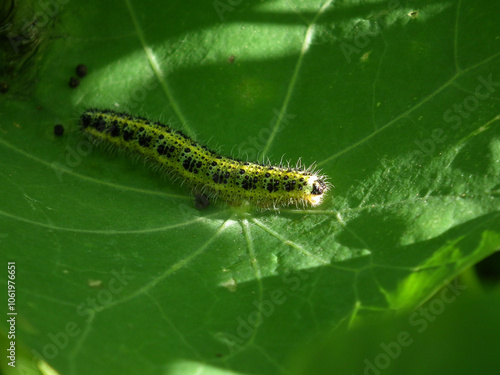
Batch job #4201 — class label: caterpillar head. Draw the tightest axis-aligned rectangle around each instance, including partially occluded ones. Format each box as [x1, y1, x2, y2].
[307, 175, 328, 206]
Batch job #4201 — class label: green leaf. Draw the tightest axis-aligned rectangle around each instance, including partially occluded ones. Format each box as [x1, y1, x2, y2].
[289, 285, 500, 375]
[1, 0, 499, 374]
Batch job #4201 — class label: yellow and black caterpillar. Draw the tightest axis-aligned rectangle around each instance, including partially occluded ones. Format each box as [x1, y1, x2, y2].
[80, 109, 329, 209]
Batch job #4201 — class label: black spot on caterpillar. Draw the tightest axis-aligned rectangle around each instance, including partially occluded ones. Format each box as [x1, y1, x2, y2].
[80, 109, 330, 209]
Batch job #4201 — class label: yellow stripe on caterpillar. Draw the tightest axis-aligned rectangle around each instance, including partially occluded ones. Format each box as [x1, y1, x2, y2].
[80, 109, 330, 209]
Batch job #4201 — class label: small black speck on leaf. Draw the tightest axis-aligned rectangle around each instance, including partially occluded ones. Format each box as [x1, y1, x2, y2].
[69, 77, 80, 88]
[0, 82, 9, 93]
[76, 64, 88, 78]
[54, 124, 64, 136]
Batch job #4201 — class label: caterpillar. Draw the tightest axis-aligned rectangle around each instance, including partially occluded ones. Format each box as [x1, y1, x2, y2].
[80, 109, 329, 209]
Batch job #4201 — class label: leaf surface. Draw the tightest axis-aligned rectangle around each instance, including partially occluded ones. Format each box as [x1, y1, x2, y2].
[1, 0, 499, 374]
